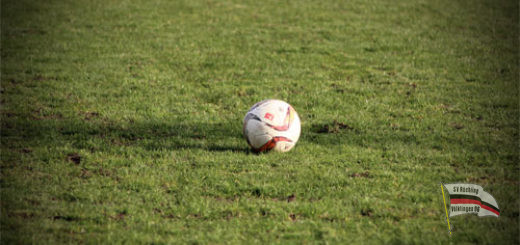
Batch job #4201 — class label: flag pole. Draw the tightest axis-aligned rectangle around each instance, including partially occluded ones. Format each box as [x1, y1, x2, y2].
[441, 183, 451, 235]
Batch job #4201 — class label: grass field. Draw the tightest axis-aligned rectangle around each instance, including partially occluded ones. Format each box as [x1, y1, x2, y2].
[1, 0, 518, 243]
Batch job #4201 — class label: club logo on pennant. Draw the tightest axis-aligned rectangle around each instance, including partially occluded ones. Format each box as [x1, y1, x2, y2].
[440, 183, 500, 234]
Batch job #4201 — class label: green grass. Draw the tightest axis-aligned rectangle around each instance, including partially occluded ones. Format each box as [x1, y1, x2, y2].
[1, 0, 518, 243]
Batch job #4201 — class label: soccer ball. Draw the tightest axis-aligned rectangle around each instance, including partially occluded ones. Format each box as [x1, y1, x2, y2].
[243, 99, 301, 152]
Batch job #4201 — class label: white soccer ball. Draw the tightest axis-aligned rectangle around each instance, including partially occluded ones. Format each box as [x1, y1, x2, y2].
[243, 99, 301, 152]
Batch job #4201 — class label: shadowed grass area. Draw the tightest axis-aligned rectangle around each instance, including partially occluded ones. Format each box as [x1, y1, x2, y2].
[1, 0, 518, 243]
